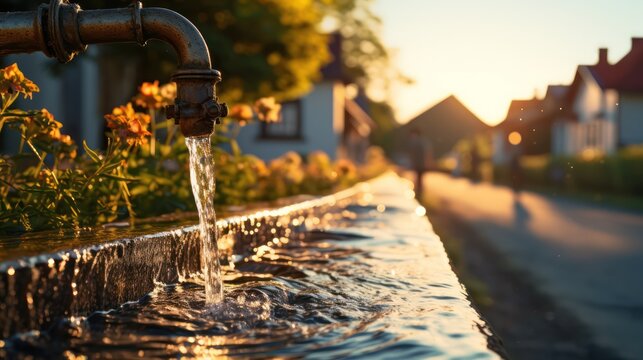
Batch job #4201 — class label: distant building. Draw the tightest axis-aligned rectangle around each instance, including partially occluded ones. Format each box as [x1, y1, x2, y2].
[553, 38, 643, 156]
[393, 95, 489, 165]
[236, 34, 376, 163]
[493, 85, 569, 164]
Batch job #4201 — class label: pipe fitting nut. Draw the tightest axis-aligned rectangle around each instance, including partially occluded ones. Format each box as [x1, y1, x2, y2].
[48, 0, 87, 63]
[204, 100, 228, 123]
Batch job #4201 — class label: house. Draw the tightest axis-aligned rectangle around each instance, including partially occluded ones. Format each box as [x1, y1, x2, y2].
[235, 34, 376, 163]
[392, 95, 488, 165]
[493, 85, 569, 164]
[553, 38, 643, 156]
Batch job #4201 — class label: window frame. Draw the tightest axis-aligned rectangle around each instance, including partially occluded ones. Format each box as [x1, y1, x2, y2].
[258, 100, 303, 141]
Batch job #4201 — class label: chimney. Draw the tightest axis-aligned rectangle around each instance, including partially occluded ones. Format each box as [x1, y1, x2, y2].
[598, 48, 608, 65]
[632, 37, 643, 50]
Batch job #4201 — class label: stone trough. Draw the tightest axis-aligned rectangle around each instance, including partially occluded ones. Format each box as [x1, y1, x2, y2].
[0, 172, 504, 358]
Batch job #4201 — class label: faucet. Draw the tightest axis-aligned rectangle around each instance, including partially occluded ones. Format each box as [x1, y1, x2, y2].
[0, 0, 227, 137]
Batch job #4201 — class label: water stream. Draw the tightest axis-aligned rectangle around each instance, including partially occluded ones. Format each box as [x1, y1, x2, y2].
[185, 135, 223, 304]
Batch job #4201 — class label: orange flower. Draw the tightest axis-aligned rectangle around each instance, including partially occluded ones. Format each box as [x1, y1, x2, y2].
[228, 104, 254, 125]
[248, 156, 269, 177]
[37, 169, 56, 188]
[0, 63, 39, 99]
[59, 135, 73, 146]
[23, 109, 67, 143]
[253, 97, 282, 123]
[12, 109, 77, 158]
[105, 103, 151, 146]
[134, 81, 164, 109]
[159, 82, 176, 104]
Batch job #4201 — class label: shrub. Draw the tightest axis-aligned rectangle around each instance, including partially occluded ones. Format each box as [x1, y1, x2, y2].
[0, 64, 155, 233]
[494, 150, 643, 196]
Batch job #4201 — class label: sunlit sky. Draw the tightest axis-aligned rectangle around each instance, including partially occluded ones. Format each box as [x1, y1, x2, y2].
[372, 0, 643, 126]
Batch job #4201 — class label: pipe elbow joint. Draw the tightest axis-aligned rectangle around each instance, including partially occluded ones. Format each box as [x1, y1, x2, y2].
[11, 0, 226, 138]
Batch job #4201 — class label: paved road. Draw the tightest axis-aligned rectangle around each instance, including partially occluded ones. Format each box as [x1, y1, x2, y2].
[423, 172, 643, 360]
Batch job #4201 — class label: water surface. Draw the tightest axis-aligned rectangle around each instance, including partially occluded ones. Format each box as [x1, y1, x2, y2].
[2, 175, 501, 359]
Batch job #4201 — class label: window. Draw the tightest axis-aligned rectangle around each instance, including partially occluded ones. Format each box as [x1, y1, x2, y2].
[259, 100, 302, 140]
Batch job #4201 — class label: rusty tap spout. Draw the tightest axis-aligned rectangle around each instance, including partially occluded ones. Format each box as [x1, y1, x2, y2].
[0, 0, 226, 137]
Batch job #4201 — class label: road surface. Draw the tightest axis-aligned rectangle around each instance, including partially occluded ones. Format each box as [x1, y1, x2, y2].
[424, 172, 643, 360]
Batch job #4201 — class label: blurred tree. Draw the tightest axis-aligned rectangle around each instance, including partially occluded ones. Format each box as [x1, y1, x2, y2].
[1, 0, 331, 103]
[320, 0, 410, 92]
[321, 0, 409, 139]
[367, 99, 397, 152]
[1, 0, 406, 130]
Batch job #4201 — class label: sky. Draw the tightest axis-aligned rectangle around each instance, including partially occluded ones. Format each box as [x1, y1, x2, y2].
[372, 0, 643, 126]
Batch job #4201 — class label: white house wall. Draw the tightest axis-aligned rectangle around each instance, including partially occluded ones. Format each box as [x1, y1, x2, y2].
[565, 67, 619, 155]
[552, 122, 568, 155]
[574, 67, 604, 123]
[235, 81, 343, 161]
[605, 89, 619, 123]
[491, 131, 507, 165]
[618, 93, 643, 147]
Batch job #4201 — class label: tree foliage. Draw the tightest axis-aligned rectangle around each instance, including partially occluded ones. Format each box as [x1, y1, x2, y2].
[1, 0, 403, 103]
[1, 0, 331, 103]
[367, 99, 397, 152]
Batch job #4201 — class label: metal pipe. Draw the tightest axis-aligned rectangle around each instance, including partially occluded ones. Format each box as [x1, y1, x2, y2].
[0, 0, 227, 137]
[0, 9, 46, 55]
[77, 7, 211, 70]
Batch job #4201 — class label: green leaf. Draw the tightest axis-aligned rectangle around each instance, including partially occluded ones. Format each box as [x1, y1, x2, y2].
[101, 161, 123, 173]
[83, 140, 101, 163]
[130, 184, 149, 196]
[21, 187, 55, 194]
[102, 173, 137, 182]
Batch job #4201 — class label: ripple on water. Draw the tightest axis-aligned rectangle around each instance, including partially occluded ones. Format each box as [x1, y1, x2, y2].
[4, 190, 500, 359]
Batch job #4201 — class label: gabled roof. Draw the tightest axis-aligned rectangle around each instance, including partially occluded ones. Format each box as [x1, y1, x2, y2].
[497, 84, 571, 131]
[497, 97, 543, 130]
[396, 95, 488, 157]
[583, 38, 643, 92]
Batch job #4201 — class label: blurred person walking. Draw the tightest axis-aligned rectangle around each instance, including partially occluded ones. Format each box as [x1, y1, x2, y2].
[470, 145, 481, 182]
[407, 128, 432, 198]
[509, 145, 523, 194]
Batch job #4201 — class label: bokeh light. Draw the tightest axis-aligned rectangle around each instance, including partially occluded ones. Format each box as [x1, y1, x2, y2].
[508, 131, 522, 145]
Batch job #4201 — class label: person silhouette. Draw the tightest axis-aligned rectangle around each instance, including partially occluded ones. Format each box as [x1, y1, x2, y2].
[509, 144, 524, 194]
[470, 145, 481, 182]
[407, 128, 432, 198]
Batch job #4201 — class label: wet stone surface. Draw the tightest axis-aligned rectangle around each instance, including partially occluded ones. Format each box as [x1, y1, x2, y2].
[0, 173, 502, 358]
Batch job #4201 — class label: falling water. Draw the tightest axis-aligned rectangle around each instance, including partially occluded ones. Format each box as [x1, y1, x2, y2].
[185, 135, 223, 304]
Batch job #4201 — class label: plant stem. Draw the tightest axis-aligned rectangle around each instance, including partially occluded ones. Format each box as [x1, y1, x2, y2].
[118, 167, 136, 227]
[149, 108, 156, 156]
[230, 122, 243, 158]
[18, 135, 25, 154]
[165, 118, 175, 146]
